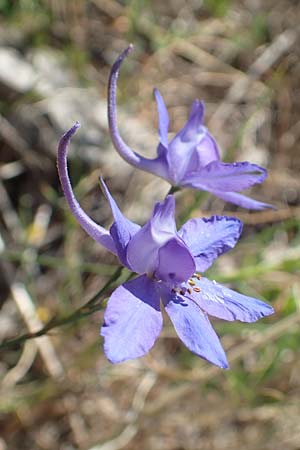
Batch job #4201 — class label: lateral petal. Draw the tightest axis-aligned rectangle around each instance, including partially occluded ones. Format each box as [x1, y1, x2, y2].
[185, 161, 267, 192]
[101, 275, 163, 363]
[162, 289, 228, 368]
[188, 277, 274, 322]
[178, 216, 242, 272]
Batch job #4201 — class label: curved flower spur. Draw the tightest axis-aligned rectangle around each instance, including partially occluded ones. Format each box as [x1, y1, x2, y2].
[108, 45, 272, 210]
[57, 123, 274, 367]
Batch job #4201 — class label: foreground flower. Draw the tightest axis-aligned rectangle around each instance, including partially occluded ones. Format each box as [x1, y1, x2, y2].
[57, 123, 274, 367]
[108, 45, 272, 210]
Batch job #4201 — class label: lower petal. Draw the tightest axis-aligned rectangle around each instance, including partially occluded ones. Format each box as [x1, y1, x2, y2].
[162, 289, 228, 368]
[205, 190, 274, 210]
[190, 277, 274, 322]
[101, 275, 162, 363]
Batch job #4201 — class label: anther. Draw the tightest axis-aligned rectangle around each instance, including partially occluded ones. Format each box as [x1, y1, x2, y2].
[180, 289, 185, 295]
[194, 273, 201, 280]
[193, 287, 201, 293]
[187, 288, 192, 294]
[188, 279, 195, 286]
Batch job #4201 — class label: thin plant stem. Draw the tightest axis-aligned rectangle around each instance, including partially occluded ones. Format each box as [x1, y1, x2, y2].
[166, 185, 180, 196]
[0, 265, 124, 350]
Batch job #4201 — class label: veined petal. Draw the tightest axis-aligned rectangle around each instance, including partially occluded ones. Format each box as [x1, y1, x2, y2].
[208, 190, 274, 210]
[188, 277, 274, 322]
[101, 275, 162, 363]
[162, 288, 228, 368]
[57, 123, 116, 254]
[108, 45, 169, 180]
[178, 216, 242, 272]
[185, 161, 267, 192]
[100, 178, 140, 267]
[154, 88, 169, 149]
[156, 237, 195, 285]
[185, 131, 220, 171]
[167, 101, 208, 183]
[126, 196, 177, 275]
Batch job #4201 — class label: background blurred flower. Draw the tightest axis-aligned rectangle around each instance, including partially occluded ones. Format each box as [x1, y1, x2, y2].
[108, 45, 272, 210]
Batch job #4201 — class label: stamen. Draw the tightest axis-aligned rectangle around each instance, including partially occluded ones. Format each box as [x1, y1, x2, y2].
[188, 279, 195, 286]
[187, 288, 192, 294]
[193, 287, 201, 293]
[194, 273, 201, 280]
[180, 289, 185, 295]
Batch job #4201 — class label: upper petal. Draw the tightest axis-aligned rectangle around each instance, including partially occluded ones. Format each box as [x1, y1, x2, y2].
[184, 161, 267, 192]
[57, 123, 116, 254]
[101, 275, 163, 363]
[183, 131, 220, 174]
[167, 101, 217, 183]
[162, 288, 228, 368]
[187, 277, 274, 322]
[100, 178, 140, 267]
[178, 216, 243, 272]
[154, 88, 169, 149]
[156, 237, 195, 285]
[126, 195, 177, 275]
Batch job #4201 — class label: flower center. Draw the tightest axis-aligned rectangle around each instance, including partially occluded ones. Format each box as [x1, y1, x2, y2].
[171, 273, 202, 296]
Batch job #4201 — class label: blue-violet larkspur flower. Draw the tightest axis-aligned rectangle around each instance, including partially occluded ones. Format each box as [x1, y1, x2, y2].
[108, 45, 272, 210]
[57, 123, 274, 367]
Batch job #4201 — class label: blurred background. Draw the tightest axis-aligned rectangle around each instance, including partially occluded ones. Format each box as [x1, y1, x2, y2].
[0, 1, 300, 449]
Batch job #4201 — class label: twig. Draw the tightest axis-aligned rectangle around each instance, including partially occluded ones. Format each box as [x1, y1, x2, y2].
[0, 265, 124, 350]
[11, 282, 65, 379]
[2, 340, 37, 387]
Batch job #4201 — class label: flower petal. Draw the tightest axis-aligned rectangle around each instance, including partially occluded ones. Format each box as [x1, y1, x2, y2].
[208, 190, 274, 210]
[189, 277, 274, 322]
[184, 131, 220, 172]
[178, 216, 243, 272]
[57, 123, 116, 254]
[167, 101, 219, 183]
[126, 196, 177, 275]
[154, 88, 169, 149]
[101, 275, 162, 363]
[162, 289, 228, 368]
[108, 45, 169, 180]
[100, 178, 140, 267]
[156, 237, 195, 285]
[184, 161, 267, 191]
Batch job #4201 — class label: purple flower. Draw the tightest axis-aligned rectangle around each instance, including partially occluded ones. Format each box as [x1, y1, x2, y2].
[57, 123, 274, 368]
[108, 45, 272, 210]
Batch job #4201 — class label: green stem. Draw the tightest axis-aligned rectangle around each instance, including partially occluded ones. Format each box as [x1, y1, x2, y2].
[167, 185, 180, 196]
[0, 265, 124, 351]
